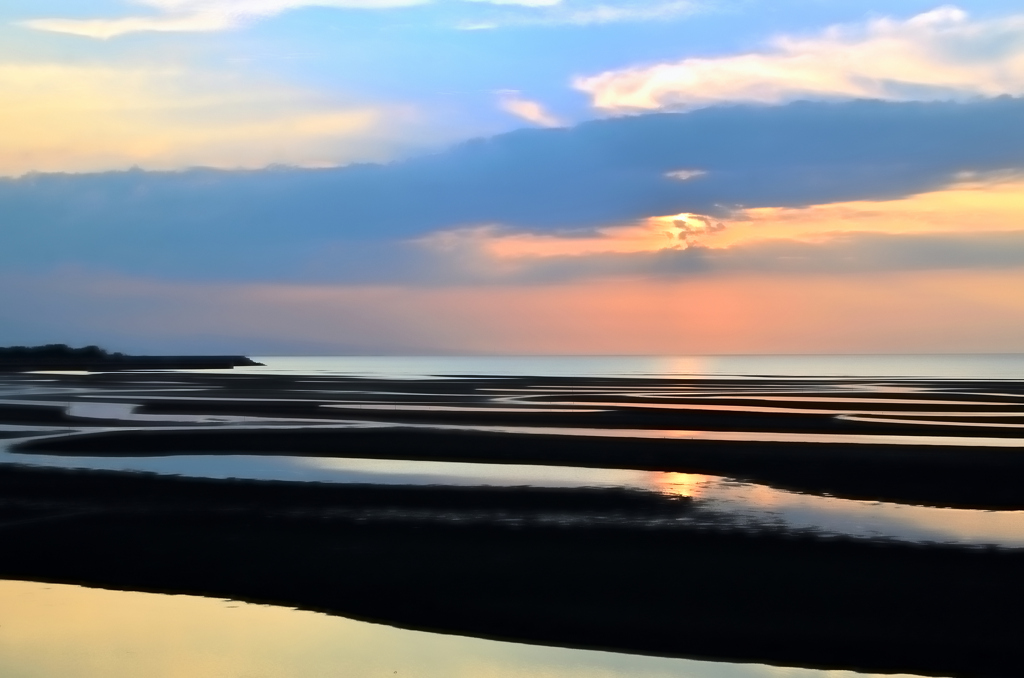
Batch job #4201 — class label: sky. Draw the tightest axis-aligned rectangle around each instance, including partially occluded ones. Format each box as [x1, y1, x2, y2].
[2, 0, 1024, 354]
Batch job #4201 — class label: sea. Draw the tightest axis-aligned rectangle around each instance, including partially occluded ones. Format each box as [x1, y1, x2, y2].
[241, 353, 1024, 380]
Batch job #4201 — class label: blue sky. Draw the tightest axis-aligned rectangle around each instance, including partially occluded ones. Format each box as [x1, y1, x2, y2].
[2, 1, 1024, 353]
[5, 0, 1024, 168]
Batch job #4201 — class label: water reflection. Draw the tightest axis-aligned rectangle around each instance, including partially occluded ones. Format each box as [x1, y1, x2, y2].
[0, 579, 927, 678]
[694, 478, 1024, 547]
[653, 471, 710, 499]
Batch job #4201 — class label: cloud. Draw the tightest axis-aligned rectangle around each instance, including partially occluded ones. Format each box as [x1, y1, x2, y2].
[575, 6, 1024, 112]
[2, 98, 1024, 284]
[24, 15, 235, 38]
[27, 0, 699, 37]
[414, 214, 700, 262]
[552, 0, 696, 26]
[404, 175, 1024, 283]
[455, 0, 697, 29]
[712, 172, 1024, 246]
[680, 230, 1024, 277]
[24, 0, 428, 38]
[0, 63, 420, 175]
[402, 227, 1024, 284]
[464, 0, 561, 7]
[497, 91, 562, 127]
[665, 169, 705, 181]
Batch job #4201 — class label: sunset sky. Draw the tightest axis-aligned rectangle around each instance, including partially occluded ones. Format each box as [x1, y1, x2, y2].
[2, 1, 1023, 354]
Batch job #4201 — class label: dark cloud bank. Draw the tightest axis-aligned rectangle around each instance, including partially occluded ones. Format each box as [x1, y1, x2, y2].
[3, 97, 1024, 282]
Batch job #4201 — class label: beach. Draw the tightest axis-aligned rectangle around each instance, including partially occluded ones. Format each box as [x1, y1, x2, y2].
[1, 364, 1024, 677]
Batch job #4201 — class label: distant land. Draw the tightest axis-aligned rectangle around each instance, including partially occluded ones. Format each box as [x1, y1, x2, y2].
[0, 344, 262, 372]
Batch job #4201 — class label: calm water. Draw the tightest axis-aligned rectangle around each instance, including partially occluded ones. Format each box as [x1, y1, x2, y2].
[0, 579, 927, 678]
[241, 354, 1024, 379]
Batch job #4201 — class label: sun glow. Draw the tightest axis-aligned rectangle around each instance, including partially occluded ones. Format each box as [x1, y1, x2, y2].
[420, 212, 726, 260]
[703, 174, 1024, 248]
[654, 472, 710, 498]
[419, 175, 1024, 265]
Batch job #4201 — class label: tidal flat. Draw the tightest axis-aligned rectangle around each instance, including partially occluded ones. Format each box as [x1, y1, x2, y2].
[2, 367, 1024, 677]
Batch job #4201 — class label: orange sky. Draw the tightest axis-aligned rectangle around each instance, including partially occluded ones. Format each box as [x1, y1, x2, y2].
[5, 176, 1023, 354]
[426, 174, 1024, 261]
[16, 265, 1020, 354]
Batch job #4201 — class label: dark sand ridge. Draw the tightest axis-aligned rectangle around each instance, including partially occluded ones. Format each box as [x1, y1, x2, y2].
[0, 464, 1021, 678]
[7, 371, 1024, 508]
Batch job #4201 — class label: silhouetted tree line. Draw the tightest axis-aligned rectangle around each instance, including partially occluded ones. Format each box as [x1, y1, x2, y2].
[0, 345, 260, 370]
[0, 344, 123, 361]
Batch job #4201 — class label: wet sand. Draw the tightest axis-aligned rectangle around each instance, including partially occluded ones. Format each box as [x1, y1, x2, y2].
[3, 370, 1024, 676]
[7, 371, 1024, 508]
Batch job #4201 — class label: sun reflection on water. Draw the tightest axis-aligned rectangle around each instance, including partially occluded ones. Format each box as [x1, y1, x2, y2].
[653, 472, 710, 498]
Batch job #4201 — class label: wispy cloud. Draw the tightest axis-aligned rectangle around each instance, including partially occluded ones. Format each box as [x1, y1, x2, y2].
[23, 0, 428, 38]
[553, 0, 696, 26]
[576, 6, 1024, 112]
[0, 63, 414, 174]
[497, 90, 562, 127]
[25, 14, 234, 38]
[456, 0, 697, 29]
[665, 169, 706, 181]
[28, 0, 699, 37]
[464, 0, 561, 7]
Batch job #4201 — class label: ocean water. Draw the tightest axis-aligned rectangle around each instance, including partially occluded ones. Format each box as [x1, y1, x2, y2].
[240, 353, 1024, 379]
